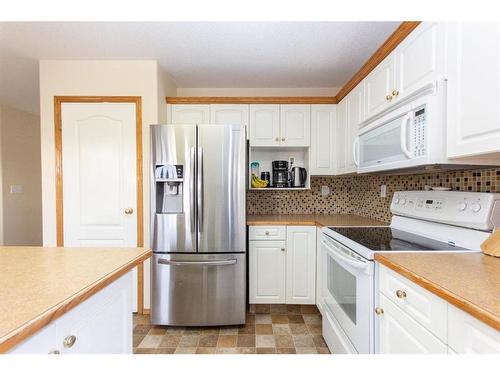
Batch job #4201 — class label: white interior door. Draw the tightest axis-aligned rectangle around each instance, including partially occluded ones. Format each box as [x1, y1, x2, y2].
[61, 102, 138, 308]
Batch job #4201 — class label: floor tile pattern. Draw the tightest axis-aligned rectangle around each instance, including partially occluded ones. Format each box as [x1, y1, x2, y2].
[133, 304, 330, 354]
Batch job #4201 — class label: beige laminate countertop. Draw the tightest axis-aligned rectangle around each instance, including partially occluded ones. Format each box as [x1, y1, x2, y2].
[247, 214, 389, 227]
[0, 246, 152, 353]
[375, 252, 500, 331]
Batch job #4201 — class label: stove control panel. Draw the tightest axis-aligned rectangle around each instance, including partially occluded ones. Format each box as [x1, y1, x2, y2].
[391, 191, 500, 231]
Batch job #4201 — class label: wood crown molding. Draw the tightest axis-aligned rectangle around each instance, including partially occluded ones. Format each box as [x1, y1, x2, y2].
[165, 21, 421, 105]
[165, 96, 337, 104]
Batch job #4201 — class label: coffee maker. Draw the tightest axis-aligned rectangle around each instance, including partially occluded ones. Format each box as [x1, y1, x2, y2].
[271, 160, 291, 188]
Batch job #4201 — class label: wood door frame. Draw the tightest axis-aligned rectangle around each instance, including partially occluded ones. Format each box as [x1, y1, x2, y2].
[54, 96, 145, 314]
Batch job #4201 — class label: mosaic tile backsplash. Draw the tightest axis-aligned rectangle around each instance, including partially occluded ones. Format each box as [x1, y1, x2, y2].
[247, 167, 500, 223]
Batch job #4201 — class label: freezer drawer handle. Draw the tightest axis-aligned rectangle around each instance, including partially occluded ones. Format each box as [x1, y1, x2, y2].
[158, 259, 237, 266]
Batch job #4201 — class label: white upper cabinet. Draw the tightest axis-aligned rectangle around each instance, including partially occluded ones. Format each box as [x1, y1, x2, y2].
[395, 22, 446, 100]
[446, 22, 500, 159]
[365, 53, 396, 119]
[209, 104, 249, 139]
[310, 104, 336, 175]
[249, 104, 280, 147]
[170, 104, 210, 124]
[335, 98, 348, 173]
[280, 105, 311, 147]
[346, 84, 364, 172]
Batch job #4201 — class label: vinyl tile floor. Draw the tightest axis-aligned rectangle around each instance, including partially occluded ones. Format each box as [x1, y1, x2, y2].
[133, 304, 330, 354]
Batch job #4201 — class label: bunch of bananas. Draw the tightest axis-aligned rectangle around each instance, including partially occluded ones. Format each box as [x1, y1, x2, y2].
[251, 174, 269, 188]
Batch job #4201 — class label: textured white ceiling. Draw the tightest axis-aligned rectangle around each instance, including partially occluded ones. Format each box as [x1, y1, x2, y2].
[0, 22, 399, 114]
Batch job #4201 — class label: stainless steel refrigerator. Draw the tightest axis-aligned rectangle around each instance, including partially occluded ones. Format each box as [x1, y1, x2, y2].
[150, 124, 246, 326]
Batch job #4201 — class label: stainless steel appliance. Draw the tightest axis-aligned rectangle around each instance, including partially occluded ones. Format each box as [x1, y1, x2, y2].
[319, 191, 500, 354]
[150, 124, 246, 326]
[271, 160, 291, 188]
[291, 167, 307, 188]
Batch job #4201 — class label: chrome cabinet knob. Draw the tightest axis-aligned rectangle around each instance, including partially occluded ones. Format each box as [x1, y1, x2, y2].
[396, 290, 407, 299]
[124, 208, 134, 215]
[392, 90, 399, 97]
[265, 231, 270, 235]
[385, 94, 393, 101]
[48, 350, 60, 354]
[375, 307, 384, 315]
[281, 248, 285, 252]
[275, 137, 279, 142]
[281, 137, 285, 142]
[63, 335, 77, 348]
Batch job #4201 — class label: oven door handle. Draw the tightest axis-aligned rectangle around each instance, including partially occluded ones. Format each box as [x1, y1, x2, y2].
[321, 239, 369, 270]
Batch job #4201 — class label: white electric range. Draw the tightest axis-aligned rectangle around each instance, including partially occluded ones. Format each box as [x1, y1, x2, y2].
[319, 191, 500, 354]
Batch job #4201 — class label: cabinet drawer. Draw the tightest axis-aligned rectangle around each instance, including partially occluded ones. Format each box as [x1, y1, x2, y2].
[249, 225, 286, 241]
[447, 304, 500, 354]
[378, 294, 447, 354]
[378, 264, 447, 342]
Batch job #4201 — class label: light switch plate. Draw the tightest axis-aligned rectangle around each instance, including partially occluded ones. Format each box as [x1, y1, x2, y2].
[380, 184, 387, 198]
[321, 186, 330, 196]
[10, 185, 23, 194]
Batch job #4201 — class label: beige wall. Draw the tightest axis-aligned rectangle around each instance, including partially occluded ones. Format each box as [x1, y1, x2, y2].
[158, 66, 177, 123]
[0, 104, 42, 245]
[39, 60, 177, 309]
[176, 87, 340, 97]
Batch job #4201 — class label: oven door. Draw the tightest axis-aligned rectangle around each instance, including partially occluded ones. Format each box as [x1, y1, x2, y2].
[358, 105, 413, 171]
[321, 234, 374, 354]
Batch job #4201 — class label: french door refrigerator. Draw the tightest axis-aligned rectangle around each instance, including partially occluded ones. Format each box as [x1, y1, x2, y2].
[150, 124, 246, 326]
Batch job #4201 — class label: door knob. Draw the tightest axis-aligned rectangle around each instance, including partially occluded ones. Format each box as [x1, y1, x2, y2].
[63, 335, 77, 348]
[124, 208, 134, 215]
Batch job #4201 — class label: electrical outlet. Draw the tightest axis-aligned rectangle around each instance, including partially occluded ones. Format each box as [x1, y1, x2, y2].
[10, 185, 23, 194]
[289, 156, 295, 166]
[380, 184, 387, 198]
[321, 186, 330, 196]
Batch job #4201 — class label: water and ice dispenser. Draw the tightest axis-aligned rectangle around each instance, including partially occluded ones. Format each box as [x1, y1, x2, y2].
[155, 164, 184, 214]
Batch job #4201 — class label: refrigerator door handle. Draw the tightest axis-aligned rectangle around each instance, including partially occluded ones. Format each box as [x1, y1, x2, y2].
[158, 259, 237, 266]
[190, 146, 196, 233]
[197, 146, 204, 233]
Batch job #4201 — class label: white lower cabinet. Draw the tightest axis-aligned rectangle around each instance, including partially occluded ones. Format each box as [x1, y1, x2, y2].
[447, 304, 500, 354]
[249, 225, 316, 305]
[286, 226, 316, 304]
[10, 272, 133, 354]
[376, 264, 500, 354]
[249, 240, 286, 304]
[378, 294, 447, 354]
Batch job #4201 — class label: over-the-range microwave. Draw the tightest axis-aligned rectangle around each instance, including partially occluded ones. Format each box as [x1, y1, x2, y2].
[354, 81, 448, 174]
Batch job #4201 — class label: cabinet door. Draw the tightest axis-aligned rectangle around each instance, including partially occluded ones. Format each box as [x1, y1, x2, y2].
[55, 273, 133, 354]
[310, 105, 336, 175]
[209, 104, 249, 139]
[377, 294, 447, 354]
[346, 85, 364, 172]
[249, 240, 286, 304]
[9, 323, 57, 354]
[249, 104, 280, 147]
[365, 53, 396, 119]
[286, 226, 316, 304]
[395, 22, 446, 100]
[280, 105, 311, 147]
[446, 22, 500, 158]
[170, 104, 210, 124]
[335, 98, 348, 174]
[447, 304, 500, 354]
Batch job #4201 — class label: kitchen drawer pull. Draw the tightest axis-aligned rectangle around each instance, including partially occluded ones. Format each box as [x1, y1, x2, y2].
[158, 259, 237, 266]
[375, 307, 384, 315]
[396, 289, 407, 299]
[63, 335, 77, 348]
[265, 231, 270, 235]
[48, 350, 60, 354]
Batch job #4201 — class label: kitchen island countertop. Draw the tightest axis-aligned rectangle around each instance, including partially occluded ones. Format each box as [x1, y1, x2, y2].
[0, 246, 151, 353]
[375, 252, 500, 331]
[247, 214, 389, 227]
